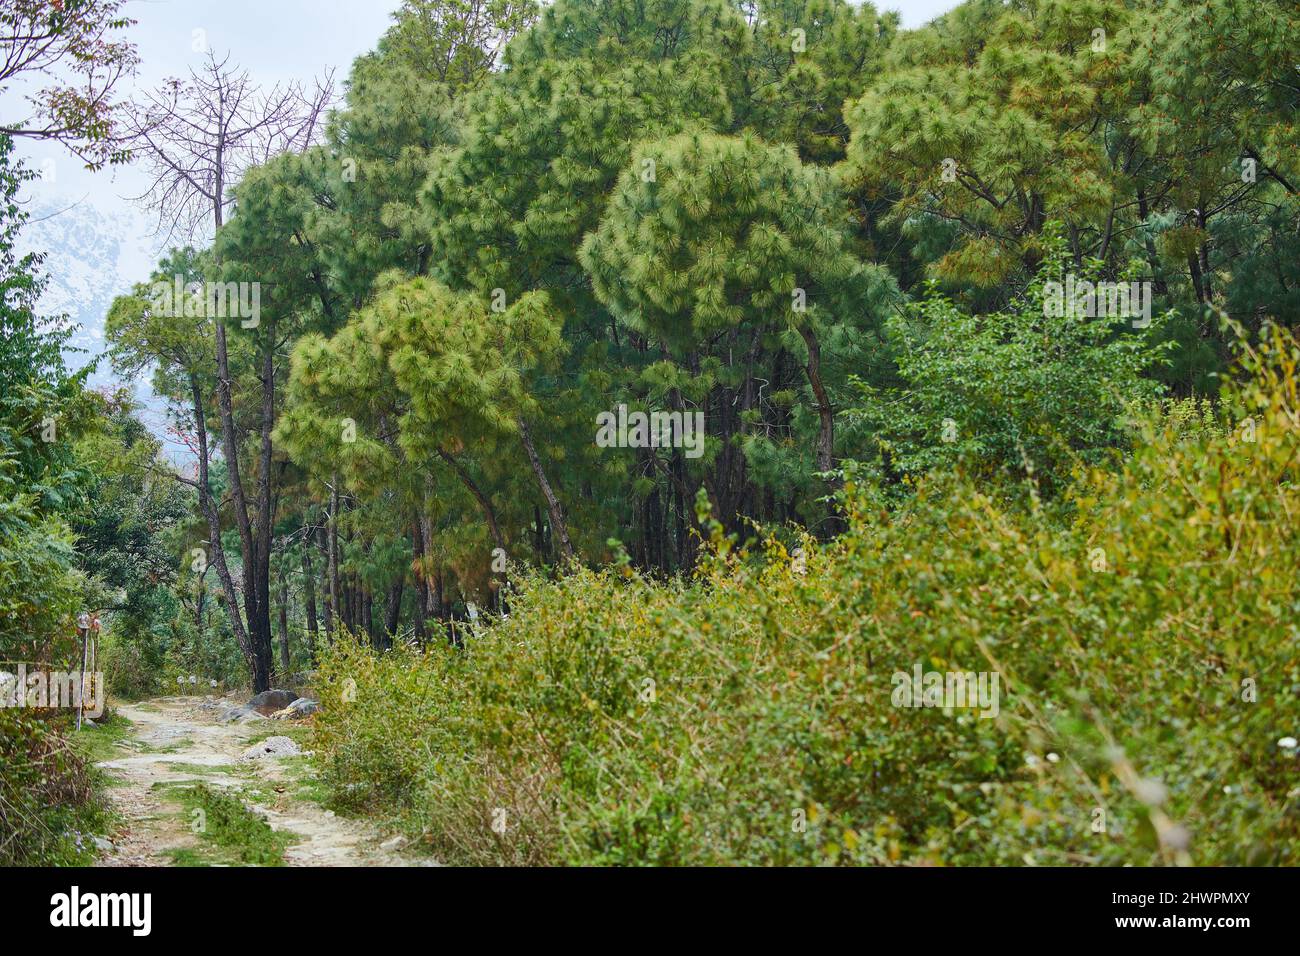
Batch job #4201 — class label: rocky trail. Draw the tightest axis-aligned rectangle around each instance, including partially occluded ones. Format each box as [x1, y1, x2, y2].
[90, 696, 419, 867]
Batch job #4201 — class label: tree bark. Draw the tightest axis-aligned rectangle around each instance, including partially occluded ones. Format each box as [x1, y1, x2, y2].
[253, 342, 277, 678]
[301, 540, 319, 662]
[194, 568, 207, 634]
[410, 520, 426, 642]
[327, 480, 341, 635]
[186, 373, 256, 678]
[799, 324, 844, 535]
[316, 525, 334, 642]
[532, 504, 546, 558]
[212, 317, 274, 691]
[277, 572, 291, 682]
[798, 325, 836, 479]
[383, 580, 403, 646]
[419, 511, 438, 620]
[517, 416, 574, 562]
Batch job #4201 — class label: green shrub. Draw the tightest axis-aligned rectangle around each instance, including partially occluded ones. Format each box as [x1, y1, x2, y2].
[100, 593, 249, 699]
[100, 630, 159, 700]
[848, 236, 1168, 498]
[0, 492, 83, 662]
[0, 711, 109, 865]
[311, 327, 1300, 865]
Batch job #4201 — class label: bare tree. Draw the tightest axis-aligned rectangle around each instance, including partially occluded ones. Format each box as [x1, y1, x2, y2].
[0, 0, 139, 168]
[126, 50, 334, 243]
[126, 51, 335, 692]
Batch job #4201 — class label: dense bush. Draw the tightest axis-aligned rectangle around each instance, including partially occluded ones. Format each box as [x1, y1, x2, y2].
[0, 490, 83, 661]
[847, 239, 1167, 497]
[310, 329, 1300, 866]
[0, 711, 108, 866]
[100, 596, 248, 699]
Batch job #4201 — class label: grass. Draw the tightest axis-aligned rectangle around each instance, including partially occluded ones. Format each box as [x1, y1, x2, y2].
[69, 710, 135, 764]
[148, 738, 196, 754]
[277, 755, 331, 807]
[160, 781, 295, 867]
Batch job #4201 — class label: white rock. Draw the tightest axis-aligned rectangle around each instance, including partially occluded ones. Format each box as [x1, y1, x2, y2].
[240, 736, 301, 760]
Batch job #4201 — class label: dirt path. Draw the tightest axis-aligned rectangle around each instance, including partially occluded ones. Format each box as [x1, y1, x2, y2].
[93, 696, 419, 867]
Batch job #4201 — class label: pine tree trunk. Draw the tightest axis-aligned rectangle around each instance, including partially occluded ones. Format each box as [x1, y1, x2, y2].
[277, 575, 291, 682]
[798, 325, 836, 479]
[799, 324, 843, 535]
[419, 512, 438, 620]
[327, 482, 341, 635]
[532, 504, 546, 558]
[411, 520, 426, 641]
[301, 543, 319, 662]
[436, 448, 505, 550]
[383, 580, 403, 647]
[317, 526, 334, 642]
[214, 318, 273, 692]
[517, 417, 575, 562]
[252, 343, 277, 686]
[187, 374, 255, 681]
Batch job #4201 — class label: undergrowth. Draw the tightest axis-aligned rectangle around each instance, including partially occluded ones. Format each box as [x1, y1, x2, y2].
[310, 327, 1300, 865]
[165, 782, 293, 867]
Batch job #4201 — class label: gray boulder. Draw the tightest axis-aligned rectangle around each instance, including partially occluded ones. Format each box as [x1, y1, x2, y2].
[219, 704, 265, 723]
[247, 689, 299, 715]
[270, 697, 319, 720]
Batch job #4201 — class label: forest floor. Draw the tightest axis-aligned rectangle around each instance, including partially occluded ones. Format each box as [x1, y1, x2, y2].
[83, 695, 421, 867]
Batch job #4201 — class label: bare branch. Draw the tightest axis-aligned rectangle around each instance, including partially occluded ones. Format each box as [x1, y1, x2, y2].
[122, 49, 337, 243]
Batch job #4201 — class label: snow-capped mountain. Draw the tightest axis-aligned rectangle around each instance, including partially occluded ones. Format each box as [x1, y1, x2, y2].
[18, 197, 156, 385]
